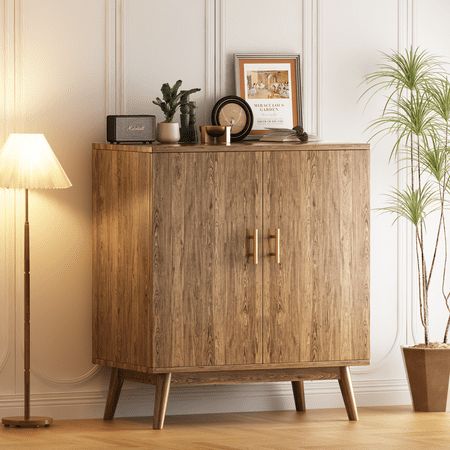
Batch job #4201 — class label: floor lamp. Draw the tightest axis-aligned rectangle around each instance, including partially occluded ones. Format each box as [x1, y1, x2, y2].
[0, 133, 71, 428]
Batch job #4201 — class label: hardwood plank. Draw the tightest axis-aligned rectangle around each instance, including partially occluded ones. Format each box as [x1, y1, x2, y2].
[1, 407, 448, 449]
[152, 152, 263, 369]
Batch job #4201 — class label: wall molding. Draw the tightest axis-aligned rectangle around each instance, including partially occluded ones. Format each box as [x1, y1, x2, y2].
[213, 0, 226, 99]
[204, 0, 215, 125]
[105, 0, 125, 115]
[30, 365, 102, 386]
[301, 0, 321, 138]
[397, 0, 419, 346]
[105, 0, 116, 115]
[0, 378, 411, 420]
[0, 0, 18, 379]
[355, 0, 418, 375]
[115, 0, 125, 114]
[7, 0, 101, 387]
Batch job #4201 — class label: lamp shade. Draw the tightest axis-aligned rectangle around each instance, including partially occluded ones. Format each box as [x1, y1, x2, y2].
[0, 133, 71, 189]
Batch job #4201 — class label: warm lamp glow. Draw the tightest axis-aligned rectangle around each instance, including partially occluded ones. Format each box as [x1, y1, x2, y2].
[0, 133, 71, 189]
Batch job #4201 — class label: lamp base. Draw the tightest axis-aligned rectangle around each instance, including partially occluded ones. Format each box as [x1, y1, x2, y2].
[2, 416, 53, 428]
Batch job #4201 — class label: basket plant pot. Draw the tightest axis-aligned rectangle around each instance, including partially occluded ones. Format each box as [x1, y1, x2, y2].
[402, 346, 450, 412]
[157, 122, 180, 144]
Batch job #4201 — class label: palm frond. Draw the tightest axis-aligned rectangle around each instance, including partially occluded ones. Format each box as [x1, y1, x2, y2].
[361, 47, 442, 111]
[427, 77, 450, 122]
[381, 183, 439, 225]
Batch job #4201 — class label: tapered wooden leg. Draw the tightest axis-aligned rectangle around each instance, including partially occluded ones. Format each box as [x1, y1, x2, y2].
[338, 366, 358, 421]
[291, 381, 306, 411]
[153, 373, 172, 430]
[104, 368, 124, 420]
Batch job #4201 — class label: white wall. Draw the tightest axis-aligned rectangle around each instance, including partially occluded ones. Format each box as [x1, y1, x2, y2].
[0, 0, 449, 419]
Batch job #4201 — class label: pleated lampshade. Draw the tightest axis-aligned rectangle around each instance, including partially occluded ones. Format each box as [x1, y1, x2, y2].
[0, 133, 71, 189]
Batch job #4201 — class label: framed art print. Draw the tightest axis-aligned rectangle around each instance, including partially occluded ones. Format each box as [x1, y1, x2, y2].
[235, 54, 302, 135]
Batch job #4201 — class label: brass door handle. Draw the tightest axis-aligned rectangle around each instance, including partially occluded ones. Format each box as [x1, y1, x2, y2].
[269, 228, 281, 264]
[248, 229, 259, 265]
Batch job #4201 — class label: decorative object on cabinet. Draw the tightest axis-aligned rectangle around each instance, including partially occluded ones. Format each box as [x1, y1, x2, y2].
[235, 54, 302, 134]
[260, 126, 309, 143]
[179, 91, 200, 143]
[92, 141, 370, 429]
[211, 95, 253, 141]
[293, 126, 308, 142]
[0, 133, 72, 428]
[153, 80, 200, 144]
[199, 125, 231, 145]
[106, 115, 156, 143]
[157, 122, 180, 145]
[363, 47, 450, 412]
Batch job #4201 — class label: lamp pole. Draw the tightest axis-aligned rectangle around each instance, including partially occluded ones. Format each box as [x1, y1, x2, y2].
[24, 189, 30, 421]
[2, 189, 52, 427]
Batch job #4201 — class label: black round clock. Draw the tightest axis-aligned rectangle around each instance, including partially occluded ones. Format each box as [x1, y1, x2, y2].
[211, 96, 253, 142]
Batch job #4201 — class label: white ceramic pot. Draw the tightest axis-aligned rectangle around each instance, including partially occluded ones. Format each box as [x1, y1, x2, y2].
[157, 122, 180, 144]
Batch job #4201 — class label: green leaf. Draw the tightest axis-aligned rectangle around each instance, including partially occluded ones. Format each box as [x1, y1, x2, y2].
[380, 183, 439, 226]
[171, 80, 182, 96]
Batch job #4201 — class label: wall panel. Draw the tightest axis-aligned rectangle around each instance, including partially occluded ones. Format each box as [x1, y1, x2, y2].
[413, 0, 450, 344]
[17, 0, 106, 389]
[1, 0, 449, 418]
[0, 0, 17, 396]
[320, 0, 403, 377]
[123, 0, 210, 125]
[222, 0, 302, 98]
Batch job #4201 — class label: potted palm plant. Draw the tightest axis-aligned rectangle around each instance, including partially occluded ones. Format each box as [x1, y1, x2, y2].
[364, 48, 450, 412]
[153, 80, 200, 144]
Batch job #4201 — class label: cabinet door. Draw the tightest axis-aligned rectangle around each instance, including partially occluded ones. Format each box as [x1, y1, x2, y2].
[263, 150, 369, 364]
[152, 151, 263, 369]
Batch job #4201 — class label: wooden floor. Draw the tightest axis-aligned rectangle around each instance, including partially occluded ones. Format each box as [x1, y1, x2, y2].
[0, 406, 449, 449]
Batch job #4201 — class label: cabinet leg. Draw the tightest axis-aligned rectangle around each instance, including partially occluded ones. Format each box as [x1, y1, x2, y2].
[291, 381, 306, 411]
[338, 366, 358, 421]
[104, 368, 124, 420]
[153, 373, 172, 430]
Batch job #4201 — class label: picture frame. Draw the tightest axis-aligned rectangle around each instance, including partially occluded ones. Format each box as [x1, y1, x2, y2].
[235, 53, 302, 135]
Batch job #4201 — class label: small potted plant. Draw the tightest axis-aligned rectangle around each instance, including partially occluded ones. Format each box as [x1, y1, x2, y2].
[363, 48, 450, 412]
[153, 80, 200, 144]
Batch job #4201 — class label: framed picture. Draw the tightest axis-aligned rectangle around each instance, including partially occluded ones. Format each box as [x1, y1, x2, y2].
[235, 53, 302, 135]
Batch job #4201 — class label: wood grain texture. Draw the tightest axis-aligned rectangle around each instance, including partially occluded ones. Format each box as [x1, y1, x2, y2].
[291, 381, 306, 411]
[92, 143, 370, 423]
[92, 149, 152, 368]
[263, 150, 370, 364]
[152, 151, 263, 369]
[92, 357, 369, 373]
[2, 407, 449, 449]
[338, 366, 359, 421]
[153, 373, 172, 430]
[117, 367, 340, 385]
[103, 368, 124, 420]
[93, 142, 370, 154]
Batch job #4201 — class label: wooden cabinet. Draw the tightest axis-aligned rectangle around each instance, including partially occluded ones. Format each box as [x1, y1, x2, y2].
[92, 142, 370, 429]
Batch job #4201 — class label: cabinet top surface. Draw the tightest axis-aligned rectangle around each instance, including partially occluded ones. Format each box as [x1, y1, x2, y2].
[93, 141, 370, 154]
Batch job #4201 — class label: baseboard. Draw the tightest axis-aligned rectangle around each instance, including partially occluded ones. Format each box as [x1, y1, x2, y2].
[0, 379, 413, 420]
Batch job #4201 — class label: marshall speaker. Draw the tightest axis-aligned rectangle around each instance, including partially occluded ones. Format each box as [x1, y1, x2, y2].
[107, 115, 156, 143]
